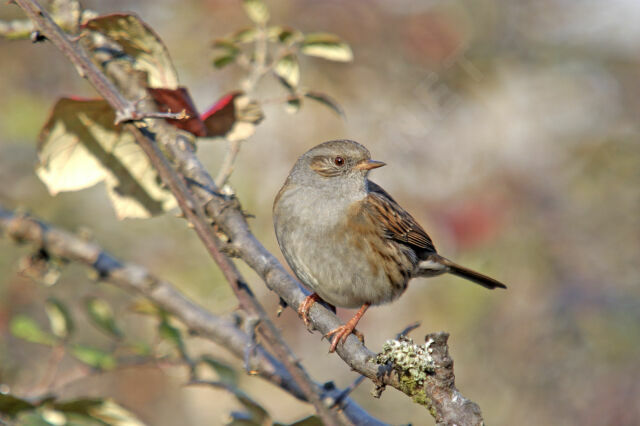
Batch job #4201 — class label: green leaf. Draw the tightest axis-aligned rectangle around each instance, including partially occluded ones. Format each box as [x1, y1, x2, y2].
[230, 390, 269, 425]
[242, 0, 270, 25]
[274, 55, 300, 88]
[70, 344, 117, 370]
[37, 98, 177, 219]
[268, 26, 302, 45]
[45, 298, 74, 339]
[230, 27, 257, 43]
[158, 318, 186, 356]
[214, 54, 238, 69]
[85, 297, 123, 339]
[200, 356, 238, 386]
[0, 393, 36, 417]
[84, 14, 178, 89]
[300, 33, 353, 62]
[304, 91, 345, 117]
[10, 315, 57, 346]
[285, 97, 301, 114]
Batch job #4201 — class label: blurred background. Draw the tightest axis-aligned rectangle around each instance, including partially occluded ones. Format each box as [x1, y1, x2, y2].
[1, 0, 639, 424]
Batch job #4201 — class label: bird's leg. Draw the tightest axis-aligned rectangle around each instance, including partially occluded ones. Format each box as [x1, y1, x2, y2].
[325, 303, 370, 353]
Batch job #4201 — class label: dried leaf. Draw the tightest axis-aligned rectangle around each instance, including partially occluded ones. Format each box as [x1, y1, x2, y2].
[304, 91, 345, 117]
[45, 298, 74, 339]
[37, 98, 176, 219]
[10, 315, 57, 346]
[85, 297, 123, 339]
[300, 33, 353, 62]
[242, 0, 270, 25]
[274, 54, 300, 88]
[86, 399, 146, 426]
[84, 13, 178, 88]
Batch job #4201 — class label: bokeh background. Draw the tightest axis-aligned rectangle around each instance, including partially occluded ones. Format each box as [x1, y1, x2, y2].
[1, 0, 639, 424]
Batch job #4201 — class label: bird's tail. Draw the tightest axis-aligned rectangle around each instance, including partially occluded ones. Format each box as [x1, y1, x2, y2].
[417, 254, 507, 290]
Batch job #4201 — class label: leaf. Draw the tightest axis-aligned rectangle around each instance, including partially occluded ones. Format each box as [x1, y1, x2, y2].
[275, 415, 323, 426]
[230, 390, 269, 426]
[84, 13, 178, 89]
[147, 87, 207, 137]
[0, 393, 36, 417]
[201, 93, 264, 141]
[158, 318, 186, 356]
[304, 91, 345, 117]
[268, 26, 302, 45]
[274, 55, 300, 88]
[86, 399, 145, 426]
[300, 33, 353, 62]
[70, 344, 117, 370]
[129, 299, 161, 316]
[242, 0, 270, 25]
[10, 315, 57, 346]
[45, 298, 74, 339]
[85, 297, 123, 339]
[230, 27, 257, 43]
[37, 98, 176, 219]
[285, 97, 301, 114]
[200, 356, 238, 386]
[212, 39, 240, 69]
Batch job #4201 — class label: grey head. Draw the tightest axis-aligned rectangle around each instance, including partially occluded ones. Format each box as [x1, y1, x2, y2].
[286, 139, 385, 198]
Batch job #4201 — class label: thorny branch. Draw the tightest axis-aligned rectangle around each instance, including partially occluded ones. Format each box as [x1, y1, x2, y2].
[8, 1, 486, 424]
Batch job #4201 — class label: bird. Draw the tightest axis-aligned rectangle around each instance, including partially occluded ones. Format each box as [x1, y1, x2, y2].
[273, 140, 506, 352]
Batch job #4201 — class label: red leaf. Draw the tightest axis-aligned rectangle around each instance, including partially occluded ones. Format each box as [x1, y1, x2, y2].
[201, 92, 242, 138]
[148, 87, 207, 137]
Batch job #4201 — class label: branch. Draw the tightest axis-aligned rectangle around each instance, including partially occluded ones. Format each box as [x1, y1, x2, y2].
[10, 1, 485, 424]
[0, 205, 385, 426]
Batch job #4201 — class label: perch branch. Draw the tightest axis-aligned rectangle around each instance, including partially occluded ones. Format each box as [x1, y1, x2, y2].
[11, 1, 485, 424]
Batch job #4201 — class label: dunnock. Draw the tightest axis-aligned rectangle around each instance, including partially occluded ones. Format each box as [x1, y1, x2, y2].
[273, 140, 506, 352]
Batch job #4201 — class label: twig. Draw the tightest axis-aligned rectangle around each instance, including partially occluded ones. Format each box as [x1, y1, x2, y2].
[214, 138, 242, 188]
[115, 109, 191, 125]
[0, 205, 385, 426]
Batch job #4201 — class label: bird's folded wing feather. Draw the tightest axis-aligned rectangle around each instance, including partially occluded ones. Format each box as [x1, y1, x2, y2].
[365, 181, 436, 253]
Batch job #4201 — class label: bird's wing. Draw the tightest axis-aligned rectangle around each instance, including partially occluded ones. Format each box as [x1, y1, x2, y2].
[365, 180, 436, 254]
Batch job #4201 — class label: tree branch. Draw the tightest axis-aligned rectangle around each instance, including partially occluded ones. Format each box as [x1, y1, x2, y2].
[0, 205, 385, 426]
[10, 1, 485, 423]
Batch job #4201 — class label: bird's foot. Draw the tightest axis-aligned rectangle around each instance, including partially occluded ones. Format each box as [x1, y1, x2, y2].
[297, 293, 322, 328]
[324, 303, 370, 353]
[325, 324, 365, 353]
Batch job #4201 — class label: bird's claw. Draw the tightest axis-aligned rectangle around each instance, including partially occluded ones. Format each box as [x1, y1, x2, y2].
[297, 293, 321, 329]
[325, 325, 364, 353]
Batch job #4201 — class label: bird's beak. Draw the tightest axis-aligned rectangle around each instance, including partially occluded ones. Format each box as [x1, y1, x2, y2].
[355, 160, 386, 171]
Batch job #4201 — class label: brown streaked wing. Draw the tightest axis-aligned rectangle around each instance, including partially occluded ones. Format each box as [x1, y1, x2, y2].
[365, 181, 436, 254]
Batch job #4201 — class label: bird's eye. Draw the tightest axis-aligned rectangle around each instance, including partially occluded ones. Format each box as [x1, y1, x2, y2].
[334, 156, 345, 166]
